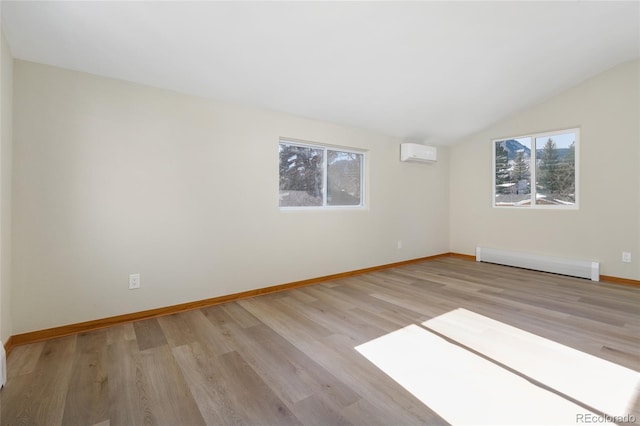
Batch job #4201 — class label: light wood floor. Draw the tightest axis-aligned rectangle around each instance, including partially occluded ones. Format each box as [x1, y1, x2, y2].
[2, 258, 639, 425]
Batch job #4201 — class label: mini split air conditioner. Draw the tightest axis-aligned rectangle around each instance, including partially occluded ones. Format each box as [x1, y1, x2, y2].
[400, 143, 437, 163]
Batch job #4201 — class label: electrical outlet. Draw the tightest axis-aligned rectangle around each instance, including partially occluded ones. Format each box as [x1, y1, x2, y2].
[129, 273, 141, 289]
[622, 252, 632, 263]
[397, 240, 403, 249]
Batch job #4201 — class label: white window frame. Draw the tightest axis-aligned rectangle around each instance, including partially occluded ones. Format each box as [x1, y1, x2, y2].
[279, 138, 366, 210]
[492, 128, 579, 209]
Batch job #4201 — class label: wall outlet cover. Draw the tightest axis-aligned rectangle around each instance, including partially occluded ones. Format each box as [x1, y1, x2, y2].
[129, 273, 141, 289]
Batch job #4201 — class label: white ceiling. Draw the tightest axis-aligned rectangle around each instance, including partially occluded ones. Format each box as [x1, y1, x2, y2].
[2, 1, 639, 145]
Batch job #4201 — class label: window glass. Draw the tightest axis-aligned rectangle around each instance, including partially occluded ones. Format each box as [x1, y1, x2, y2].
[535, 132, 576, 206]
[327, 150, 363, 206]
[493, 129, 578, 208]
[494, 138, 532, 206]
[279, 143, 324, 207]
[279, 140, 365, 208]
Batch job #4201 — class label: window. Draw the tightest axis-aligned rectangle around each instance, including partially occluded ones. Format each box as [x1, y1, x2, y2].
[493, 128, 578, 208]
[279, 139, 365, 208]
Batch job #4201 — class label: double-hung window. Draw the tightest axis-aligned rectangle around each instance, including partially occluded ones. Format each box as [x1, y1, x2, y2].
[493, 128, 579, 208]
[279, 139, 365, 208]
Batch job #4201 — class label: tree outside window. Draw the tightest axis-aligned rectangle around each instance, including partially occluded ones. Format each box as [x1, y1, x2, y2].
[493, 129, 578, 208]
[536, 138, 576, 205]
[279, 140, 365, 208]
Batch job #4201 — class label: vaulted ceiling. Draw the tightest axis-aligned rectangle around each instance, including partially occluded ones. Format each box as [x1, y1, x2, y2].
[2, 1, 639, 145]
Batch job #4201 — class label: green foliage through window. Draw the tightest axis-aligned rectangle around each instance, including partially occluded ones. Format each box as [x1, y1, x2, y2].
[279, 140, 365, 208]
[493, 129, 578, 208]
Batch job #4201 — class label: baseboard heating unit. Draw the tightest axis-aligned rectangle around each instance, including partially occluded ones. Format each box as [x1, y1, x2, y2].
[476, 247, 600, 281]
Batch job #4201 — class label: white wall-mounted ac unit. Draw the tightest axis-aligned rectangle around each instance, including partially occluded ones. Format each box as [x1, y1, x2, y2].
[400, 143, 437, 163]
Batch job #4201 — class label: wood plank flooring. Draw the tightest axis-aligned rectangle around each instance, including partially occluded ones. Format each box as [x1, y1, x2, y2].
[1, 258, 639, 425]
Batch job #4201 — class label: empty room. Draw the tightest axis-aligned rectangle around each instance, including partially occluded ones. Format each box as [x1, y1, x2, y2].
[0, 1, 639, 425]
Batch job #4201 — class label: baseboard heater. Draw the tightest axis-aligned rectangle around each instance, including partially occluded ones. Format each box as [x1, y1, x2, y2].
[476, 247, 600, 281]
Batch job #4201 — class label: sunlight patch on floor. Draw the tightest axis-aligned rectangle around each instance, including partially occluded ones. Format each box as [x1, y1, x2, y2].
[355, 318, 627, 425]
[422, 308, 640, 418]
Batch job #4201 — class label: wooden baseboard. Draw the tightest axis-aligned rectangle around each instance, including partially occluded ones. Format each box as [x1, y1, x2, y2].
[8, 252, 637, 353]
[448, 252, 476, 261]
[599, 275, 640, 287]
[9, 253, 450, 351]
[4, 336, 14, 356]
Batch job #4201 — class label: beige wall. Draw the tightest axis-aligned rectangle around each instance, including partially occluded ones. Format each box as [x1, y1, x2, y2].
[450, 59, 640, 280]
[12, 54, 636, 335]
[12, 60, 450, 333]
[0, 26, 13, 344]
[0, 28, 13, 343]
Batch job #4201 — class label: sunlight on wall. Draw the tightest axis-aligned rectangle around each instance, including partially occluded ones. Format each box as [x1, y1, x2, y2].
[356, 309, 639, 425]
